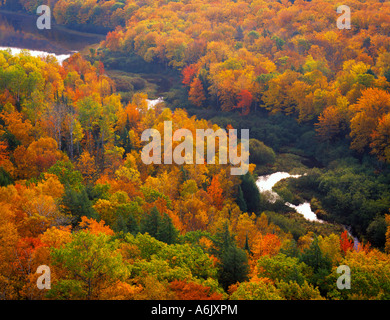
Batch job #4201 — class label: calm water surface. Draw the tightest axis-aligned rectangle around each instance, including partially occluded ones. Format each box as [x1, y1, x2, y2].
[0, 10, 104, 55]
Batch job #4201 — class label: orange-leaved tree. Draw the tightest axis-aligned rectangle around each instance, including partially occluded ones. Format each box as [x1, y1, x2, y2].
[169, 280, 223, 300]
[340, 230, 354, 255]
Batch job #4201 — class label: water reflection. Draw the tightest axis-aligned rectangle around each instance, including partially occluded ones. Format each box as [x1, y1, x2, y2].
[256, 172, 323, 222]
[146, 97, 164, 109]
[0, 46, 72, 64]
[0, 10, 105, 54]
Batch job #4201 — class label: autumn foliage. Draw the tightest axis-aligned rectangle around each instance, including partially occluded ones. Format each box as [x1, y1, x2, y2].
[1, 0, 390, 301]
[169, 280, 223, 300]
[340, 230, 354, 255]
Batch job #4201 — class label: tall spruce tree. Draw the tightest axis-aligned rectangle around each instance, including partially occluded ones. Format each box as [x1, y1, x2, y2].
[61, 185, 99, 227]
[140, 207, 179, 244]
[140, 206, 161, 237]
[243, 233, 251, 255]
[299, 236, 332, 292]
[114, 204, 139, 235]
[240, 172, 261, 214]
[236, 185, 247, 212]
[212, 222, 249, 290]
[156, 212, 179, 244]
[0, 167, 13, 187]
[219, 245, 249, 290]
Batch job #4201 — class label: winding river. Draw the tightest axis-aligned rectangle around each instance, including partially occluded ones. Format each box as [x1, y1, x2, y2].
[0, 46, 72, 64]
[146, 97, 164, 109]
[0, 9, 106, 64]
[256, 172, 360, 248]
[0, 10, 166, 105]
[256, 172, 323, 222]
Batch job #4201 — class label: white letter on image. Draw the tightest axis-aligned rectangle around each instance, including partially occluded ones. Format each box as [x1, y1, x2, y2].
[141, 129, 161, 164]
[336, 265, 351, 289]
[337, 5, 351, 30]
[229, 129, 249, 176]
[173, 129, 194, 165]
[37, 5, 51, 30]
[36, 265, 51, 290]
[195, 129, 227, 165]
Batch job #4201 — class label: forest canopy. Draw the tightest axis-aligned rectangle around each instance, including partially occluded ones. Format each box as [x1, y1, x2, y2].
[0, 0, 390, 301]
[9, 0, 390, 162]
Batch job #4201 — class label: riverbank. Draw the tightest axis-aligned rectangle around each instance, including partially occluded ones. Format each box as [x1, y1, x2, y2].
[256, 172, 323, 222]
[0, 9, 179, 106]
[0, 9, 105, 54]
[256, 171, 360, 244]
[0, 46, 72, 64]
